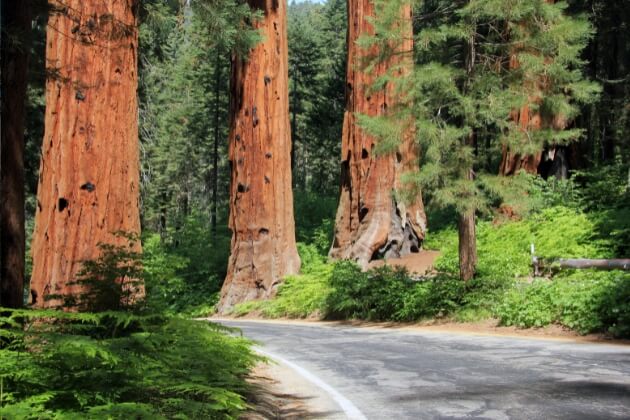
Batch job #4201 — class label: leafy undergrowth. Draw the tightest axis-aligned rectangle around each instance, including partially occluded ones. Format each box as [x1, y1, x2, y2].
[426, 206, 629, 337]
[497, 271, 630, 336]
[232, 244, 332, 319]
[1, 237, 260, 419]
[0, 310, 259, 419]
[231, 193, 337, 319]
[142, 215, 230, 317]
[233, 206, 630, 338]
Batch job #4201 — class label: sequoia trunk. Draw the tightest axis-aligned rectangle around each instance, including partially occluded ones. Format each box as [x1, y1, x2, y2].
[329, 0, 426, 269]
[0, 0, 31, 308]
[499, 0, 563, 176]
[30, 0, 141, 307]
[499, 102, 544, 176]
[218, 0, 300, 312]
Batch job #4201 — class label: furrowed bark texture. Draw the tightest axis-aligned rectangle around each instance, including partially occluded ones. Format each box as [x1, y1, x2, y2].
[458, 209, 477, 282]
[0, 0, 31, 308]
[329, 0, 426, 269]
[218, 0, 300, 312]
[30, 0, 141, 307]
[459, 151, 477, 283]
[499, 73, 567, 176]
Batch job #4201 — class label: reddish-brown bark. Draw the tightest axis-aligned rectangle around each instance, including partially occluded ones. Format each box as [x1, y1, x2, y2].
[217, 0, 300, 312]
[329, 0, 426, 269]
[499, 48, 549, 175]
[499, 0, 564, 176]
[1, 0, 31, 308]
[30, 0, 141, 308]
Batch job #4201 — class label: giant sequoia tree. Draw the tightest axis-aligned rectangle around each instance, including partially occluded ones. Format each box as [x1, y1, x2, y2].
[217, 0, 300, 311]
[1, 0, 31, 308]
[329, 0, 426, 269]
[497, 0, 598, 177]
[30, 0, 142, 307]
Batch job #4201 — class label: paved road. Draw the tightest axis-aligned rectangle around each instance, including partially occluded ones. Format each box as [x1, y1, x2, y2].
[219, 320, 630, 420]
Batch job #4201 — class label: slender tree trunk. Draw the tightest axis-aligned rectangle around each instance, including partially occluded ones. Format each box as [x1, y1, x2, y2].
[217, 0, 300, 312]
[330, 0, 427, 269]
[290, 78, 297, 177]
[30, 0, 142, 308]
[460, 33, 478, 282]
[211, 49, 221, 233]
[458, 208, 477, 282]
[0, 0, 31, 308]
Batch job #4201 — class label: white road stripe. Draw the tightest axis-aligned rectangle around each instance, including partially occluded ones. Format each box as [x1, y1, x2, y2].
[256, 347, 368, 420]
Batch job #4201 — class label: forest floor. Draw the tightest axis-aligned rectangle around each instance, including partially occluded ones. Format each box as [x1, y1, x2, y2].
[367, 250, 441, 276]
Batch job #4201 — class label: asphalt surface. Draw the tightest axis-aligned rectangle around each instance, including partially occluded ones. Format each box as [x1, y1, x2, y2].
[219, 320, 630, 420]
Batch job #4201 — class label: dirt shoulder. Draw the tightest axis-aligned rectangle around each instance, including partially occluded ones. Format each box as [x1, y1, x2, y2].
[212, 316, 630, 346]
[242, 359, 346, 419]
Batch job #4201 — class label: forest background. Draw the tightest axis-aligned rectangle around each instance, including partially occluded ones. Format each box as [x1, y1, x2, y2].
[0, 0, 628, 416]
[16, 0, 630, 331]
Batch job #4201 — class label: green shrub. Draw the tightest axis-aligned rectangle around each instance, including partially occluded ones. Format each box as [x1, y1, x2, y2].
[324, 263, 467, 322]
[598, 272, 630, 338]
[143, 234, 191, 312]
[257, 243, 333, 318]
[428, 206, 611, 279]
[260, 268, 332, 318]
[419, 204, 628, 335]
[0, 240, 259, 418]
[294, 192, 337, 252]
[45, 233, 145, 313]
[588, 208, 630, 257]
[325, 262, 407, 321]
[232, 243, 333, 319]
[394, 276, 466, 321]
[143, 215, 230, 314]
[574, 163, 630, 212]
[496, 280, 558, 329]
[497, 271, 630, 337]
[478, 172, 581, 218]
[143, 233, 221, 315]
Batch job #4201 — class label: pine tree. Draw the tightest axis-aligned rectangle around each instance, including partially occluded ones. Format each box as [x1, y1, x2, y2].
[139, 0, 257, 234]
[307, 0, 348, 196]
[363, 0, 598, 280]
[498, 0, 599, 176]
[570, 0, 630, 166]
[286, 0, 347, 196]
[288, 2, 324, 190]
